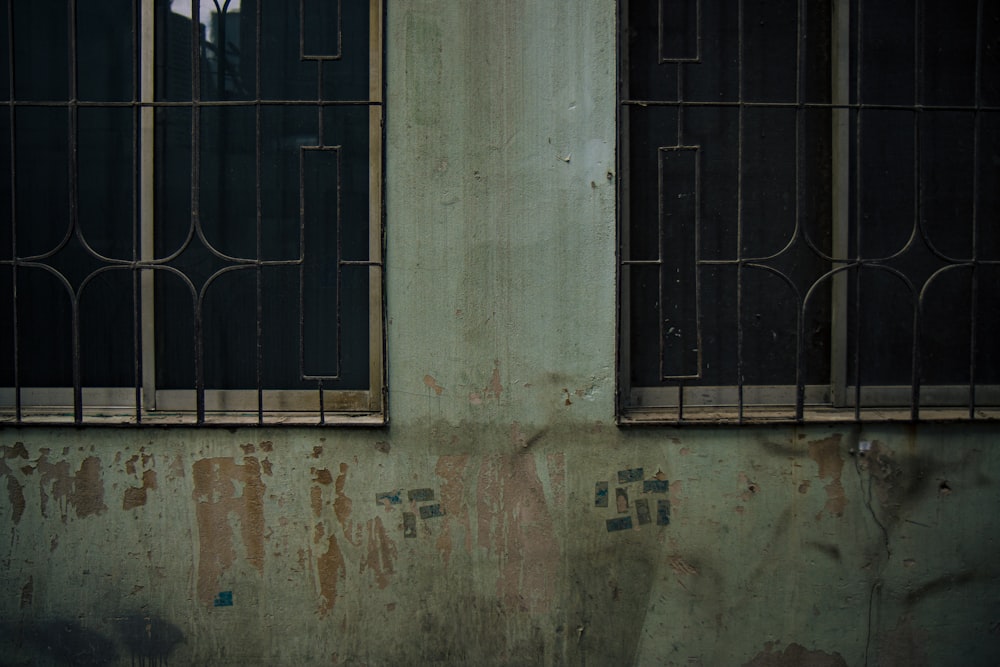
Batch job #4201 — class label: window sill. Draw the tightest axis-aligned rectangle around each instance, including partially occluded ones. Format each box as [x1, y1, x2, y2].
[618, 405, 1000, 426]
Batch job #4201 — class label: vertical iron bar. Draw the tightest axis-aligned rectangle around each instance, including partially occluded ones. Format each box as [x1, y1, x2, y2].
[7, 0, 20, 422]
[910, 0, 923, 420]
[69, 0, 82, 424]
[852, 0, 864, 419]
[736, 0, 745, 421]
[675, 60, 684, 421]
[140, 0, 156, 413]
[969, 0, 983, 418]
[318, 378, 325, 426]
[255, 0, 264, 423]
[794, 0, 805, 420]
[132, 0, 142, 422]
[193, 0, 205, 423]
[368, 0, 385, 417]
[830, 0, 851, 408]
[298, 146, 306, 393]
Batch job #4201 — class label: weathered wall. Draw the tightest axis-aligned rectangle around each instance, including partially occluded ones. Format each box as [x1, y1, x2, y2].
[2, 1, 999, 665]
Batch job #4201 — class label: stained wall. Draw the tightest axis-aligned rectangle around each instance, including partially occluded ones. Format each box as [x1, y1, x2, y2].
[2, 1, 998, 665]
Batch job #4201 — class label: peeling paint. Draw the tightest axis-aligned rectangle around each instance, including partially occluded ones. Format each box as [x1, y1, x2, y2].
[333, 463, 353, 538]
[485, 360, 503, 399]
[477, 453, 558, 613]
[123, 470, 158, 511]
[809, 435, 846, 518]
[317, 534, 344, 617]
[6, 476, 25, 524]
[423, 374, 445, 396]
[743, 641, 847, 666]
[361, 516, 397, 589]
[19, 577, 32, 609]
[434, 454, 471, 565]
[192, 457, 266, 605]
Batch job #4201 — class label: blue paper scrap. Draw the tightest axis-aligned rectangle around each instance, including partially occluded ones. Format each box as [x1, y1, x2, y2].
[408, 488, 435, 502]
[419, 504, 445, 519]
[403, 512, 417, 538]
[635, 498, 652, 525]
[657, 499, 671, 526]
[618, 468, 644, 483]
[595, 481, 609, 507]
[376, 490, 402, 505]
[644, 479, 669, 494]
[606, 516, 634, 532]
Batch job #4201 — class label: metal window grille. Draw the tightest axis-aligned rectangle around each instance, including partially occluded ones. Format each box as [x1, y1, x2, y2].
[618, 0, 1000, 423]
[1, 0, 385, 426]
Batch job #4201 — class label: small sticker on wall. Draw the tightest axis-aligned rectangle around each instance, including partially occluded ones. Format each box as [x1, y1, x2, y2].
[213, 591, 233, 607]
[419, 504, 445, 519]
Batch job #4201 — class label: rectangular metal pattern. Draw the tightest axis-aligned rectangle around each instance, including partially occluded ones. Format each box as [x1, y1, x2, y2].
[620, 0, 1000, 423]
[0, 0, 385, 425]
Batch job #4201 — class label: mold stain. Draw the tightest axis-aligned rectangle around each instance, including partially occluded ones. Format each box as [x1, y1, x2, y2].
[192, 457, 266, 605]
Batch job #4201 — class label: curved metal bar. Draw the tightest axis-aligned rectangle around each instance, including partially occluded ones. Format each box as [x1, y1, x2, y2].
[14, 260, 78, 297]
[917, 262, 974, 306]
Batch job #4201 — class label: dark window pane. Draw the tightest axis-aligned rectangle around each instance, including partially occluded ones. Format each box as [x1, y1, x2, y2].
[78, 0, 135, 102]
[13, 0, 68, 101]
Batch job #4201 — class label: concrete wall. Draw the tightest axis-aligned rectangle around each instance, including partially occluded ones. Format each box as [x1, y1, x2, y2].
[2, 2, 999, 665]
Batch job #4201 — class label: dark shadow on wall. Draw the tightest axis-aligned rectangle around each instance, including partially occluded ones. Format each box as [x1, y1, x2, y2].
[0, 614, 182, 666]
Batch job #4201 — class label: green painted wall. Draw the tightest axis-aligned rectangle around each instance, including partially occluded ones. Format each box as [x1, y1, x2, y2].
[2, 2, 998, 665]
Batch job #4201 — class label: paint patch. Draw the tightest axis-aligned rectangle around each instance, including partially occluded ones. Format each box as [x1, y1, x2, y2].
[408, 488, 435, 502]
[419, 503, 445, 519]
[213, 591, 233, 607]
[635, 499, 651, 525]
[376, 490, 402, 506]
[644, 479, 669, 494]
[403, 512, 417, 538]
[606, 516, 633, 532]
[594, 481, 609, 507]
[618, 468, 644, 483]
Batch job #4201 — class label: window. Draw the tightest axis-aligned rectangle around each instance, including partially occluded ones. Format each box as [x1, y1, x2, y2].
[1, 0, 385, 425]
[619, 0, 1000, 422]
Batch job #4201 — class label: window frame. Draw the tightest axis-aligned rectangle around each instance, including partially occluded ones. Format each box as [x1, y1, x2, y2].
[1, 0, 386, 426]
[616, 0, 1000, 424]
